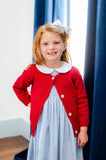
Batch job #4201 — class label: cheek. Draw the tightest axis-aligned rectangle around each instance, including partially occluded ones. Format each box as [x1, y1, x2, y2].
[40, 46, 46, 53]
[57, 45, 65, 52]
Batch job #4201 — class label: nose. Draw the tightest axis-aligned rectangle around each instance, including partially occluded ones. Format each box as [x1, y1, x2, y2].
[48, 43, 55, 50]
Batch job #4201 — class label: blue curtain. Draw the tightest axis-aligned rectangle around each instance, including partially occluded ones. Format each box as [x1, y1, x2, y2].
[33, 0, 66, 37]
[84, 0, 106, 160]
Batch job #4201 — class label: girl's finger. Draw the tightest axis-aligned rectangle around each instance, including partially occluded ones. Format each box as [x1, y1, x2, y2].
[77, 137, 81, 146]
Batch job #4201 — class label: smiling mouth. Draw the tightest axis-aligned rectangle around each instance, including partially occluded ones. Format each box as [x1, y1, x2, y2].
[47, 52, 57, 55]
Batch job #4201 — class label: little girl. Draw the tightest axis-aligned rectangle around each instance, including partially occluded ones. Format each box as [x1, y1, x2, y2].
[13, 21, 89, 160]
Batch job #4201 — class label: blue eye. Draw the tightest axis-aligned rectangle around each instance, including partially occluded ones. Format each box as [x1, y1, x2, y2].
[43, 43, 48, 45]
[54, 42, 60, 44]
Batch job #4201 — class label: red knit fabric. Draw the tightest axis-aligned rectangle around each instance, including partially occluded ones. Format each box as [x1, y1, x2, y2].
[13, 64, 89, 137]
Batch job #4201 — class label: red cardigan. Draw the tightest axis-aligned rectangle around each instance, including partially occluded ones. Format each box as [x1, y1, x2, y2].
[13, 64, 89, 137]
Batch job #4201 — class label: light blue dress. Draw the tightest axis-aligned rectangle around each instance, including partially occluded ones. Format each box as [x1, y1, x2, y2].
[27, 63, 83, 160]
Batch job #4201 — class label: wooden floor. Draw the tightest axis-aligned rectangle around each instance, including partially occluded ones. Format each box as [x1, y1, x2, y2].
[0, 135, 29, 160]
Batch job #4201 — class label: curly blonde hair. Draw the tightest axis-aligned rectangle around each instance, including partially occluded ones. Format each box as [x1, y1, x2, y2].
[32, 24, 72, 65]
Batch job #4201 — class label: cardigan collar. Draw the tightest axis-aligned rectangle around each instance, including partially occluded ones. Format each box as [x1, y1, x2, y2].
[36, 62, 72, 74]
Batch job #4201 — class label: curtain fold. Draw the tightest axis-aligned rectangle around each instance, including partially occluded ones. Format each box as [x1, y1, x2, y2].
[33, 0, 66, 37]
[84, 0, 106, 159]
[83, 1, 97, 159]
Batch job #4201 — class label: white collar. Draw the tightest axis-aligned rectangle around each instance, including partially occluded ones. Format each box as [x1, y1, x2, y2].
[36, 62, 72, 74]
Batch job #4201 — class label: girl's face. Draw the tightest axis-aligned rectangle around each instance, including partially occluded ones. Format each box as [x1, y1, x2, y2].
[40, 31, 65, 65]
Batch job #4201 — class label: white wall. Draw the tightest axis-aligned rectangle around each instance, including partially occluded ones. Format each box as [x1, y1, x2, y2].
[0, 0, 34, 139]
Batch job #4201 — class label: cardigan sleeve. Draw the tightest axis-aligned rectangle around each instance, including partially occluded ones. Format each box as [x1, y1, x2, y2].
[72, 67, 89, 126]
[13, 64, 35, 106]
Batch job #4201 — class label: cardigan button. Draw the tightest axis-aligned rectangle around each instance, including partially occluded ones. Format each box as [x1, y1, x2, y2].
[61, 94, 64, 98]
[75, 130, 78, 134]
[68, 112, 72, 116]
[52, 77, 55, 80]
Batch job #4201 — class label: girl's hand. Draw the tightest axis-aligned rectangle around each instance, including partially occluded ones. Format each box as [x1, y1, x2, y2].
[77, 127, 88, 147]
[27, 103, 31, 107]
